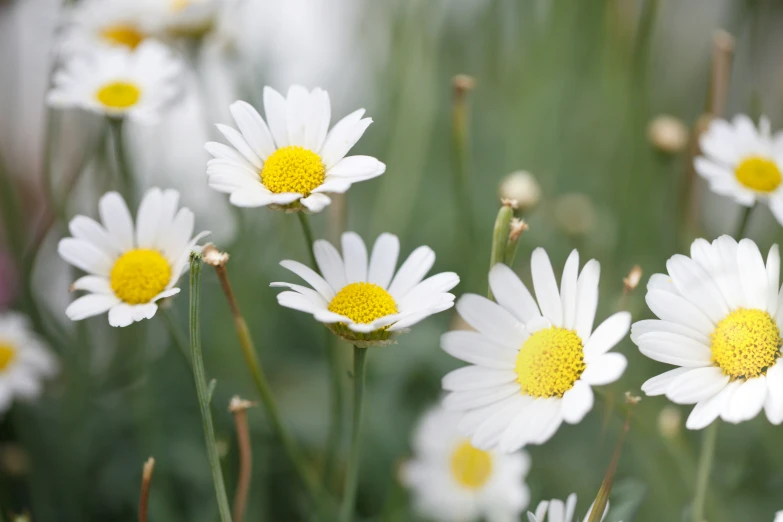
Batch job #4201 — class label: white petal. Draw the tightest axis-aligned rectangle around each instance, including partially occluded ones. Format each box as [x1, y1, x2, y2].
[442, 383, 520, 411]
[65, 294, 121, 321]
[228, 189, 275, 208]
[71, 275, 112, 295]
[686, 380, 739, 429]
[631, 319, 710, 346]
[580, 353, 627, 385]
[313, 239, 347, 291]
[530, 248, 563, 327]
[574, 259, 600, 342]
[278, 260, 335, 300]
[368, 233, 399, 289]
[767, 244, 780, 316]
[320, 109, 371, 168]
[230, 100, 276, 160]
[216, 123, 262, 170]
[285, 85, 310, 146]
[666, 254, 729, 322]
[300, 193, 331, 212]
[737, 238, 769, 310]
[488, 264, 541, 323]
[441, 331, 517, 369]
[722, 376, 767, 424]
[341, 232, 368, 283]
[108, 303, 136, 327]
[99, 191, 134, 251]
[388, 246, 436, 299]
[327, 155, 385, 181]
[58, 238, 113, 276]
[135, 187, 163, 249]
[263, 86, 289, 148]
[562, 380, 594, 424]
[471, 395, 529, 450]
[637, 332, 712, 367]
[304, 88, 330, 152]
[277, 291, 323, 314]
[641, 367, 691, 396]
[68, 215, 121, 256]
[583, 312, 631, 362]
[665, 367, 729, 405]
[441, 366, 517, 391]
[456, 294, 526, 348]
[645, 289, 714, 334]
[560, 250, 579, 329]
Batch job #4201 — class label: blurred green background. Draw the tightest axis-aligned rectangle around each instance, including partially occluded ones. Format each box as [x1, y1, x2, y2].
[3, 0, 783, 521]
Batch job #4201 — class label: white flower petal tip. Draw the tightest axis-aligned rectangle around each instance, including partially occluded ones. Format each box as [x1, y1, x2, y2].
[441, 248, 623, 451]
[526, 493, 606, 522]
[60, 188, 207, 327]
[206, 88, 384, 212]
[402, 406, 531, 521]
[636, 235, 783, 428]
[272, 232, 455, 347]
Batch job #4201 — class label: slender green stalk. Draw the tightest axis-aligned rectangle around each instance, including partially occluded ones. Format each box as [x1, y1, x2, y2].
[297, 212, 318, 269]
[487, 203, 515, 299]
[735, 205, 754, 238]
[322, 333, 344, 487]
[339, 346, 368, 522]
[450, 75, 477, 246]
[691, 422, 718, 522]
[188, 254, 233, 522]
[109, 117, 136, 204]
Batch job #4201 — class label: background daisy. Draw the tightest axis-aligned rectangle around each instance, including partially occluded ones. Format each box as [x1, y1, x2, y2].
[441, 251, 630, 452]
[206, 85, 386, 212]
[527, 494, 610, 522]
[0, 312, 58, 413]
[400, 406, 531, 522]
[695, 114, 783, 225]
[271, 231, 458, 346]
[634, 235, 783, 429]
[47, 40, 183, 124]
[58, 188, 209, 327]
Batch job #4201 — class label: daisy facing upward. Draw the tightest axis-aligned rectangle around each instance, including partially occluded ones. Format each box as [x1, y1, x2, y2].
[58, 188, 209, 327]
[441, 249, 631, 453]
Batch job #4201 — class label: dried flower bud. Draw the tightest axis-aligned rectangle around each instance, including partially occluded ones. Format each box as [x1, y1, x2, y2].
[624, 391, 641, 405]
[452, 74, 476, 94]
[508, 218, 528, 242]
[623, 265, 643, 291]
[229, 395, 256, 412]
[500, 198, 519, 210]
[657, 405, 682, 439]
[553, 193, 596, 236]
[202, 244, 229, 267]
[142, 457, 155, 481]
[647, 115, 688, 154]
[499, 171, 541, 211]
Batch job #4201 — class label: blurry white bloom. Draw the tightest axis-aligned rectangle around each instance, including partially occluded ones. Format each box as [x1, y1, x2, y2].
[527, 493, 610, 522]
[775, 510, 783, 522]
[499, 171, 541, 211]
[59, 188, 209, 327]
[635, 236, 783, 429]
[441, 250, 630, 453]
[47, 41, 183, 124]
[272, 232, 457, 346]
[657, 405, 682, 439]
[400, 407, 531, 522]
[0, 313, 58, 413]
[695, 115, 783, 225]
[553, 193, 596, 236]
[206, 85, 385, 212]
[647, 114, 688, 154]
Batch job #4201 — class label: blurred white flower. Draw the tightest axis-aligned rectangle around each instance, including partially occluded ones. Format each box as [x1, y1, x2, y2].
[206, 85, 385, 212]
[47, 40, 183, 124]
[695, 115, 783, 225]
[553, 193, 596, 236]
[775, 510, 783, 522]
[0, 312, 58, 413]
[635, 236, 783, 429]
[647, 114, 688, 154]
[58, 188, 209, 327]
[271, 232, 457, 347]
[499, 171, 541, 211]
[441, 251, 630, 453]
[527, 493, 610, 522]
[400, 406, 531, 522]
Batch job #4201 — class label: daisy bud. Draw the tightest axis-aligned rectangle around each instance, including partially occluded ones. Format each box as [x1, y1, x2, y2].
[499, 171, 541, 211]
[647, 115, 688, 154]
[228, 395, 255, 412]
[554, 193, 596, 236]
[657, 406, 682, 439]
[623, 265, 643, 292]
[452, 74, 476, 97]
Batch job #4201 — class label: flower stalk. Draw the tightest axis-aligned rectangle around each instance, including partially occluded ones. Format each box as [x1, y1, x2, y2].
[297, 212, 318, 269]
[138, 457, 155, 522]
[487, 199, 517, 299]
[109, 117, 136, 205]
[188, 253, 233, 522]
[339, 345, 368, 522]
[451, 74, 477, 246]
[229, 396, 255, 522]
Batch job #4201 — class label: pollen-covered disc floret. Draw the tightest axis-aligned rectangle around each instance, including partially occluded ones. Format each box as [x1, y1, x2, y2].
[441, 248, 630, 453]
[695, 115, 783, 226]
[59, 188, 209, 328]
[272, 232, 458, 347]
[261, 146, 326, 195]
[635, 236, 783, 429]
[206, 85, 386, 213]
[516, 327, 586, 398]
[0, 313, 58, 414]
[711, 309, 781, 379]
[47, 40, 182, 124]
[400, 407, 531, 522]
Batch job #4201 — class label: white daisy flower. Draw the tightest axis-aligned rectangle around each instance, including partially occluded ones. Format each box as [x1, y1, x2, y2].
[271, 232, 458, 347]
[527, 494, 610, 522]
[441, 249, 631, 453]
[58, 188, 209, 327]
[634, 235, 783, 429]
[206, 85, 386, 212]
[695, 114, 783, 225]
[400, 406, 531, 522]
[0, 313, 58, 414]
[47, 40, 183, 125]
[775, 511, 783, 522]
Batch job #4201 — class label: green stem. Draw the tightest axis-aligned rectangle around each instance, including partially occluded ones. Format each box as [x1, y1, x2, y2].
[339, 346, 368, 522]
[109, 117, 136, 205]
[735, 204, 754, 238]
[691, 422, 718, 522]
[188, 254, 233, 522]
[297, 212, 318, 269]
[322, 334, 344, 487]
[451, 83, 476, 246]
[487, 204, 515, 299]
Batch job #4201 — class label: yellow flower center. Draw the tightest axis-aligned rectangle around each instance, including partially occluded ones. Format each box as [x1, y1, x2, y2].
[100, 24, 145, 49]
[735, 157, 782, 193]
[171, 0, 190, 11]
[450, 440, 492, 490]
[96, 81, 141, 110]
[110, 249, 171, 305]
[327, 282, 397, 324]
[710, 308, 781, 379]
[0, 342, 15, 372]
[260, 146, 326, 196]
[515, 327, 585, 398]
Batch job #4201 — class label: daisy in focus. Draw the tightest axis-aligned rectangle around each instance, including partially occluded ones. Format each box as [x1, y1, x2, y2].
[59, 188, 209, 327]
[400, 406, 531, 522]
[441, 250, 631, 453]
[206, 85, 386, 212]
[0, 313, 58, 414]
[634, 235, 783, 429]
[47, 40, 183, 124]
[271, 232, 457, 346]
[695, 115, 783, 225]
[527, 494, 609, 522]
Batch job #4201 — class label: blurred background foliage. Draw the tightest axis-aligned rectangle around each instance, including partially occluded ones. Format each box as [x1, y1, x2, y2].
[2, 0, 783, 521]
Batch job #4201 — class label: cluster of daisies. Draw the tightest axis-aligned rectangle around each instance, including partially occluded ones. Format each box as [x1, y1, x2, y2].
[14, 9, 783, 516]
